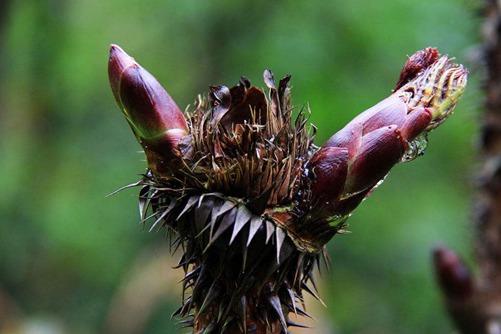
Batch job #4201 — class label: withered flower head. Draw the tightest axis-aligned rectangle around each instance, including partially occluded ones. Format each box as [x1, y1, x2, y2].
[109, 45, 467, 333]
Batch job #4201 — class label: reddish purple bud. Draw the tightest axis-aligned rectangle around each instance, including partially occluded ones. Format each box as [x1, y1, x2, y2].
[344, 125, 405, 195]
[108, 45, 136, 107]
[108, 44, 188, 139]
[433, 246, 474, 300]
[308, 147, 349, 213]
[394, 47, 439, 91]
[333, 188, 372, 219]
[400, 107, 433, 140]
[118, 63, 187, 139]
[324, 122, 363, 162]
[108, 44, 189, 175]
[326, 96, 408, 143]
[307, 69, 439, 221]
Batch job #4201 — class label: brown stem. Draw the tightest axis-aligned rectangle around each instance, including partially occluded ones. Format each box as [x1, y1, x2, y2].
[434, 1, 501, 333]
[478, 0, 501, 288]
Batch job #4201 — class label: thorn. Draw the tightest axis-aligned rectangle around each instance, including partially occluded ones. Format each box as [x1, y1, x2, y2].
[242, 237, 248, 270]
[247, 216, 262, 246]
[238, 296, 247, 334]
[198, 282, 221, 316]
[173, 254, 187, 269]
[230, 205, 252, 245]
[171, 305, 182, 318]
[204, 208, 238, 252]
[176, 318, 193, 327]
[208, 200, 236, 242]
[221, 316, 235, 334]
[176, 195, 199, 220]
[148, 203, 172, 232]
[286, 319, 310, 328]
[275, 228, 286, 264]
[266, 293, 287, 332]
[301, 282, 326, 307]
[294, 306, 315, 320]
[265, 220, 275, 244]
[200, 322, 217, 334]
[194, 198, 214, 235]
[306, 271, 320, 295]
[138, 184, 151, 220]
[179, 266, 201, 283]
[106, 179, 143, 197]
[322, 247, 331, 273]
[293, 253, 305, 286]
[197, 200, 223, 238]
[286, 287, 297, 316]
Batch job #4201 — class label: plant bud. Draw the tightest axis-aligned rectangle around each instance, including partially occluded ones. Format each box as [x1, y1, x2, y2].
[108, 44, 188, 175]
[307, 48, 467, 222]
[111, 46, 469, 333]
[433, 246, 474, 300]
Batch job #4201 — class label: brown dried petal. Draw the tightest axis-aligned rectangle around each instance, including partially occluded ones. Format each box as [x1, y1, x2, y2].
[220, 86, 267, 129]
[209, 85, 231, 127]
[229, 77, 251, 106]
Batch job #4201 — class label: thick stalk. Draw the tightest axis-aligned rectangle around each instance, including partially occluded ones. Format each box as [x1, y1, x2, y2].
[434, 1, 501, 333]
[478, 0, 501, 292]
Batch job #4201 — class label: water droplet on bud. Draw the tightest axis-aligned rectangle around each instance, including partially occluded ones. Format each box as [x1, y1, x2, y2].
[402, 134, 428, 162]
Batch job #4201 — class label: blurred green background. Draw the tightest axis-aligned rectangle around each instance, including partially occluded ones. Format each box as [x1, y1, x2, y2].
[0, 0, 480, 333]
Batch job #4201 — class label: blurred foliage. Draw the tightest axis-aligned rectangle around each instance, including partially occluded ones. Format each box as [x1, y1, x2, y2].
[0, 0, 480, 333]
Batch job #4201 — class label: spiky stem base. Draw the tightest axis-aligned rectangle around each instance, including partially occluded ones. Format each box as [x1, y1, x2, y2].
[139, 182, 326, 333]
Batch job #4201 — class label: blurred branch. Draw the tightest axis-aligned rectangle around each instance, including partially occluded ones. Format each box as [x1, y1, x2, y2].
[433, 1, 501, 333]
[433, 246, 488, 333]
